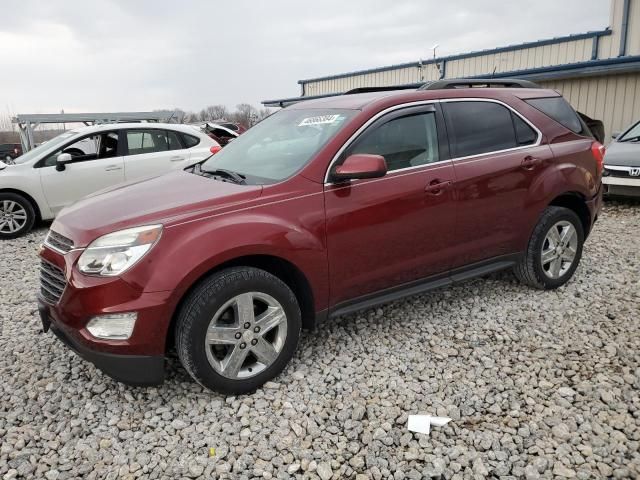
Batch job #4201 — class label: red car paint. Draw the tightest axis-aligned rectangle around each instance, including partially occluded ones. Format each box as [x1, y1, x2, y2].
[38, 87, 603, 384]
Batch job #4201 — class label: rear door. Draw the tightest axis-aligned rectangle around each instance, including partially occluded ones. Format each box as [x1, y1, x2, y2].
[324, 104, 458, 306]
[123, 128, 188, 180]
[442, 99, 553, 268]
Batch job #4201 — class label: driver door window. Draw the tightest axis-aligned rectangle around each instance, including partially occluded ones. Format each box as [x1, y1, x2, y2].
[42, 132, 119, 167]
[346, 112, 440, 171]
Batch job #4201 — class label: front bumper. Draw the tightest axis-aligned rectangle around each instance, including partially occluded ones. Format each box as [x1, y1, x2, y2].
[39, 299, 164, 385]
[38, 246, 176, 386]
[602, 176, 640, 197]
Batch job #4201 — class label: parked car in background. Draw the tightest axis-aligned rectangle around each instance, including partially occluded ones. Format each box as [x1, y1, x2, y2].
[0, 143, 23, 162]
[38, 80, 603, 394]
[603, 119, 640, 197]
[196, 122, 246, 146]
[0, 123, 219, 238]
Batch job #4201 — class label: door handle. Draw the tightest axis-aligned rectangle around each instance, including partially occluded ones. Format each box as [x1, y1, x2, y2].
[104, 165, 122, 171]
[170, 156, 185, 162]
[521, 156, 541, 170]
[424, 179, 452, 195]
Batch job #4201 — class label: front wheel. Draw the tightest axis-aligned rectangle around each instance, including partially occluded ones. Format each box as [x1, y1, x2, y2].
[514, 206, 584, 289]
[0, 193, 36, 239]
[175, 267, 301, 394]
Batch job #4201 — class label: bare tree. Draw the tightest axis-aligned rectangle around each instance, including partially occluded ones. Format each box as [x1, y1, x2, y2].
[257, 107, 273, 121]
[231, 103, 258, 128]
[205, 105, 228, 121]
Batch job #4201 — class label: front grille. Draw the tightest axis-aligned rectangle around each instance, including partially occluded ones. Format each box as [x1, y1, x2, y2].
[39, 259, 67, 304]
[605, 166, 640, 178]
[44, 230, 74, 254]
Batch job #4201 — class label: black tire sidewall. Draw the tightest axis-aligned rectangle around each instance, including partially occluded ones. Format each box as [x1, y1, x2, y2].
[178, 268, 301, 394]
[0, 193, 36, 239]
[532, 208, 584, 289]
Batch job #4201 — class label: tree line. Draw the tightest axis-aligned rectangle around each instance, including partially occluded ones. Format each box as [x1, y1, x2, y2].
[171, 103, 273, 128]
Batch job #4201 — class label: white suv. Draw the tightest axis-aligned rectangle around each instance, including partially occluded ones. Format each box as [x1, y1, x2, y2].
[0, 123, 219, 238]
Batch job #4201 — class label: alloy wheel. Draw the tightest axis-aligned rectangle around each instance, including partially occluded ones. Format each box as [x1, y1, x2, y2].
[541, 220, 578, 279]
[204, 292, 288, 379]
[0, 200, 28, 234]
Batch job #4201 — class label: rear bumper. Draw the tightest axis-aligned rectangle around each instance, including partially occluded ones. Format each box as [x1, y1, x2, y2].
[39, 298, 165, 386]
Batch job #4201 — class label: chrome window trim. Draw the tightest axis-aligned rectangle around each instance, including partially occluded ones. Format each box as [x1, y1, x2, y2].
[323, 97, 543, 184]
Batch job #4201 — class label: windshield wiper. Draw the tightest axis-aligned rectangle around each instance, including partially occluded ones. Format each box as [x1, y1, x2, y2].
[202, 168, 247, 184]
[620, 135, 640, 142]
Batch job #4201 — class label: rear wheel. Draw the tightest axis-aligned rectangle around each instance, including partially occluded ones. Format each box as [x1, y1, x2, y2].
[0, 193, 36, 239]
[514, 206, 584, 289]
[175, 267, 301, 394]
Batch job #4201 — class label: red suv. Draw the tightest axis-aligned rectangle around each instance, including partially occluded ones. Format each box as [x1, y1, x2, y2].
[38, 80, 604, 394]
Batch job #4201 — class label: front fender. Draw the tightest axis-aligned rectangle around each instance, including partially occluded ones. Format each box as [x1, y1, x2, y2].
[122, 206, 328, 312]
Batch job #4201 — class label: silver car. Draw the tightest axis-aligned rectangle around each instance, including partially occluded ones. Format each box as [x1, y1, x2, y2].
[603, 120, 640, 197]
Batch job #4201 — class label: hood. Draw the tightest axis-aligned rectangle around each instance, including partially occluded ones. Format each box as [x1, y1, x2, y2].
[604, 141, 640, 167]
[54, 171, 262, 246]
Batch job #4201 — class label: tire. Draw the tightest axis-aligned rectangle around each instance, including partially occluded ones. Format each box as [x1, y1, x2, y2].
[514, 206, 584, 290]
[175, 267, 301, 394]
[0, 192, 36, 239]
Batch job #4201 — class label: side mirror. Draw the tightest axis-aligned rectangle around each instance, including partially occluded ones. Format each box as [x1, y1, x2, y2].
[332, 154, 387, 182]
[611, 132, 620, 140]
[55, 153, 72, 171]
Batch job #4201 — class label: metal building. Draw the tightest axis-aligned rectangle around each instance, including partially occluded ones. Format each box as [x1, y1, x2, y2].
[263, 0, 640, 141]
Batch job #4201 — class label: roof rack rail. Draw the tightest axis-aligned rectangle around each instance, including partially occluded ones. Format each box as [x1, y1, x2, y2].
[344, 84, 423, 95]
[419, 78, 541, 90]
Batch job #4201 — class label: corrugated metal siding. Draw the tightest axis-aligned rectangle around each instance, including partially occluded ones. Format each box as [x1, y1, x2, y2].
[539, 73, 640, 142]
[303, 36, 596, 97]
[303, 65, 439, 97]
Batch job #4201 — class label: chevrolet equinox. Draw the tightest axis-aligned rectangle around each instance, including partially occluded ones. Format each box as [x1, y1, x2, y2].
[38, 79, 604, 394]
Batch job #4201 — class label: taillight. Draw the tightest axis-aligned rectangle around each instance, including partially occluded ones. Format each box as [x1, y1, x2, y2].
[210, 145, 222, 155]
[591, 141, 605, 176]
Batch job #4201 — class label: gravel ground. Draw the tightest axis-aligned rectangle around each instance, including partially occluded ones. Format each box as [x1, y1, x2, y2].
[1, 201, 639, 480]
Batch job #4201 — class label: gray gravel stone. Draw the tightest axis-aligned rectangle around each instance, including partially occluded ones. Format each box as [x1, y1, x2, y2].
[1, 201, 639, 479]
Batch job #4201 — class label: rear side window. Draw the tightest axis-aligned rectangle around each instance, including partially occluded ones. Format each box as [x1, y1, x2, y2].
[525, 97, 582, 133]
[126, 130, 171, 155]
[444, 102, 521, 157]
[181, 133, 200, 148]
[167, 130, 183, 151]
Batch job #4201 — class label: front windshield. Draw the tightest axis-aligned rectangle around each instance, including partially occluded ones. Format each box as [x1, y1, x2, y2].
[12, 131, 78, 164]
[619, 121, 640, 142]
[201, 108, 356, 183]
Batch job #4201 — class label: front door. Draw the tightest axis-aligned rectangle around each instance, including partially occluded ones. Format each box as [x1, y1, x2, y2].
[39, 131, 125, 215]
[324, 104, 458, 306]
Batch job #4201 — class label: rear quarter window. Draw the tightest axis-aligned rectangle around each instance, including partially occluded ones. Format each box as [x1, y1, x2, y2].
[181, 133, 201, 148]
[525, 97, 582, 134]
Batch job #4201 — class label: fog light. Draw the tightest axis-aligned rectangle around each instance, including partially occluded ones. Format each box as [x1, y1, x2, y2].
[86, 313, 137, 340]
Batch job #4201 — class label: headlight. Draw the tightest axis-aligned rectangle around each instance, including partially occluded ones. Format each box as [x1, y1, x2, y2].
[78, 225, 162, 276]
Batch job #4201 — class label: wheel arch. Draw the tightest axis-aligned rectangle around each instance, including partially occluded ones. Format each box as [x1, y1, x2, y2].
[548, 191, 591, 238]
[166, 254, 317, 353]
[0, 188, 42, 222]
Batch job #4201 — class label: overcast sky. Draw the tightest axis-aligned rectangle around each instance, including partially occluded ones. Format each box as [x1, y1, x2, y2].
[1, 0, 610, 115]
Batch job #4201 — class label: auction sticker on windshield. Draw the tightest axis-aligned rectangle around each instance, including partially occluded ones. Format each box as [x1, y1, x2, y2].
[298, 114, 342, 126]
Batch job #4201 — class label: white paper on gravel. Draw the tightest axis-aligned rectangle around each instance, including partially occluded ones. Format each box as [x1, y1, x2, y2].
[407, 415, 451, 435]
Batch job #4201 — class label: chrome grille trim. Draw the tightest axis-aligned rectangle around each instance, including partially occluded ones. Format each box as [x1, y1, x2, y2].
[39, 259, 67, 304]
[44, 230, 74, 254]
